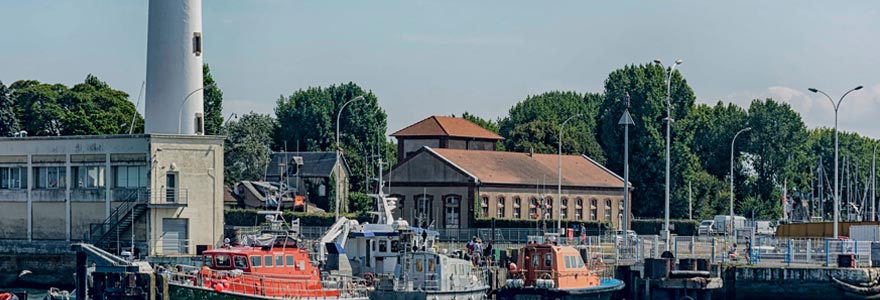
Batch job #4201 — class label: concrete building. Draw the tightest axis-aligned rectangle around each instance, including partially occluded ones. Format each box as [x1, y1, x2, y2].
[385, 116, 630, 230]
[0, 134, 224, 256]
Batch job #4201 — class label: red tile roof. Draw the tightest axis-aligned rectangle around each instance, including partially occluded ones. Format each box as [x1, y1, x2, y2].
[391, 116, 504, 140]
[429, 148, 623, 188]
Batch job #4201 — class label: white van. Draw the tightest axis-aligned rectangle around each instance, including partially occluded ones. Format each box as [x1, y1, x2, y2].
[756, 221, 775, 236]
[713, 215, 746, 235]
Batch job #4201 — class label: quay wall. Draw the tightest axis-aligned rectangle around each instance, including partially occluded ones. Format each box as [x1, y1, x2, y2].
[722, 265, 880, 300]
[0, 240, 75, 289]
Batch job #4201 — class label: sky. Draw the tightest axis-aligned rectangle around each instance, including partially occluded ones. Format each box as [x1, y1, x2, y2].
[2, 1, 879, 139]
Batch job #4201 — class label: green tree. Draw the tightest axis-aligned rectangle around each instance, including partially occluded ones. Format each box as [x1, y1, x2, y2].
[10, 75, 143, 136]
[746, 98, 809, 212]
[225, 112, 277, 185]
[203, 64, 224, 135]
[0, 81, 19, 136]
[597, 63, 698, 218]
[274, 83, 390, 194]
[681, 101, 749, 179]
[498, 91, 605, 163]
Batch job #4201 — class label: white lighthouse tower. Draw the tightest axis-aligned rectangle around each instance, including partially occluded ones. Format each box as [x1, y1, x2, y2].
[144, 0, 205, 135]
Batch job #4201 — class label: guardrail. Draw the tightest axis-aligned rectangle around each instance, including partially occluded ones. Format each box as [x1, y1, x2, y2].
[297, 226, 874, 268]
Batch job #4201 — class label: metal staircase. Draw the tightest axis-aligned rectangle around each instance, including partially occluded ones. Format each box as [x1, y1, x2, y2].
[88, 193, 148, 252]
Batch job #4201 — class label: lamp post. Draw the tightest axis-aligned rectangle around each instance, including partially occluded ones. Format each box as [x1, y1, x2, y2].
[654, 58, 682, 249]
[558, 113, 582, 233]
[177, 84, 214, 134]
[335, 95, 365, 220]
[808, 86, 863, 238]
[618, 92, 635, 232]
[730, 127, 751, 243]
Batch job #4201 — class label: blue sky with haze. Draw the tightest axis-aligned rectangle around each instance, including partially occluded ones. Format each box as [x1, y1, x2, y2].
[2, 1, 878, 138]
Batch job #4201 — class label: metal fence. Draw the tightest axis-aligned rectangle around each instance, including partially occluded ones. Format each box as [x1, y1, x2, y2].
[298, 226, 873, 267]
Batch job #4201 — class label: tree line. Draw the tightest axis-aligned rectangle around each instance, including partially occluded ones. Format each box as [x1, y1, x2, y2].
[3, 63, 876, 222]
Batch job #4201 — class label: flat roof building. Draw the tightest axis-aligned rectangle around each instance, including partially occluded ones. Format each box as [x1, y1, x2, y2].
[0, 134, 223, 256]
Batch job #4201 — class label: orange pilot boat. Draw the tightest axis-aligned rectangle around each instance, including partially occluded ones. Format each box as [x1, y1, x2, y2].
[495, 241, 624, 300]
[166, 214, 369, 300]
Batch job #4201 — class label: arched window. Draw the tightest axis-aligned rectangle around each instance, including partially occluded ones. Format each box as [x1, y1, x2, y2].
[529, 197, 539, 218]
[575, 198, 584, 220]
[415, 194, 434, 228]
[604, 199, 613, 221]
[590, 199, 598, 221]
[561, 197, 569, 220]
[480, 195, 489, 218]
[497, 196, 506, 218]
[444, 195, 461, 229]
[513, 197, 522, 219]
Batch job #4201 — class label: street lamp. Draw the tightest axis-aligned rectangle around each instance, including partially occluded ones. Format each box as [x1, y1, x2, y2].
[618, 92, 635, 232]
[808, 86, 863, 238]
[335, 95, 365, 220]
[730, 127, 751, 243]
[177, 84, 214, 134]
[654, 58, 682, 248]
[558, 113, 582, 233]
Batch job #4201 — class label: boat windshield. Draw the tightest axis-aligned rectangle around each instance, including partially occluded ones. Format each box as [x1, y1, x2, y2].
[203, 255, 214, 267]
[234, 255, 248, 269]
[215, 254, 231, 268]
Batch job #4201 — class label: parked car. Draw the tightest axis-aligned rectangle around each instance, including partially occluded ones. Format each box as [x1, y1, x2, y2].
[698, 220, 715, 236]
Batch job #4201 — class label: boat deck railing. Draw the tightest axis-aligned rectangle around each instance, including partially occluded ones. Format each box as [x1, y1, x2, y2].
[165, 264, 370, 299]
[391, 268, 489, 292]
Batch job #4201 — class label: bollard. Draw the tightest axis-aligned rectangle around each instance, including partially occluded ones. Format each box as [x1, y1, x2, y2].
[825, 239, 831, 267]
[807, 239, 812, 263]
[690, 236, 695, 256]
[711, 238, 716, 263]
[674, 238, 679, 258]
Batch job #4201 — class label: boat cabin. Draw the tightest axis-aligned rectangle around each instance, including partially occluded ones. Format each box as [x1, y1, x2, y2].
[385, 251, 480, 292]
[515, 243, 599, 289]
[201, 244, 320, 280]
[344, 223, 438, 276]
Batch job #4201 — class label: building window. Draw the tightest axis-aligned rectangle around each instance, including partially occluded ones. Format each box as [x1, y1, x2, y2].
[513, 197, 521, 219]
[561, 198, 568, 219]
[544, 197, 553, 219]
[529, 197, 538, 218]
[35, 167, 66, 189]
[481, 196, 489, 218]
[604, 199, 613, 221]
[497, 196, 505, 218]
[444, 195, 460, 229]
[114, 166, 147, 188]
[590, 199, 598, 221]
[75, 166, 105, 188]
[416, 194, 434, 227]
[0, 167, 27, 189]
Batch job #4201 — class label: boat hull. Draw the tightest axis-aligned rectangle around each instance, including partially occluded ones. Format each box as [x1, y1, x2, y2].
[494, 279, 624, 300]
[169, 282, 369, 300]
[370, 287, 489, 300]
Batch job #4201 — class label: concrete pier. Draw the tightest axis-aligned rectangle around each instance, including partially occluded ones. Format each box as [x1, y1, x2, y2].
[722, 265, 880, 300]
